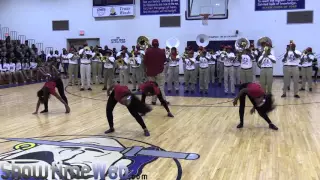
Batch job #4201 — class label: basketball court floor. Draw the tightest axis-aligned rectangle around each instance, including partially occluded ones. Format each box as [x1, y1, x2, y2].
[0, 78, 320, 179]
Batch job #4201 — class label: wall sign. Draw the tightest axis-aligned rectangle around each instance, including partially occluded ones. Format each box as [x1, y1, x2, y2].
[255, 0, 305, 11]
[140, 0, 180, 15]
[111, 37, 126, 44]
[93, 6, 135, 17]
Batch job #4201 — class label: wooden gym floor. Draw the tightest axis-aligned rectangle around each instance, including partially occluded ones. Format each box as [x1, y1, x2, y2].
[0, 79, 320, 180]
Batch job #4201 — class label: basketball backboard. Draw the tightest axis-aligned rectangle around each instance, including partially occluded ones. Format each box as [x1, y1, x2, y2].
[185, 0, 228, 20]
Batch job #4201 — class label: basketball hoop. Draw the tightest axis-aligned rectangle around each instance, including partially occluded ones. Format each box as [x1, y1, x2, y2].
[200, 14, 210, 26]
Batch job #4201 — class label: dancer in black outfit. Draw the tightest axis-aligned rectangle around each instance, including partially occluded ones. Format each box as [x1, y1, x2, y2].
[104, 84, 152, 136]
[140, 81, 174, 117]
[233, 82, 278, 130]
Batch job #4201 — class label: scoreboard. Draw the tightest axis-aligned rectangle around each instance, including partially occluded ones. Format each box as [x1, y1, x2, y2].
[93, 0, 135, 6]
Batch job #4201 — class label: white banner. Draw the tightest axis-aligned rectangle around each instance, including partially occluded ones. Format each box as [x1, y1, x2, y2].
[92, 6, 135, 17]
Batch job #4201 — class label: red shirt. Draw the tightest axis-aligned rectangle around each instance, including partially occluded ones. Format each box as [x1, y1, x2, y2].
[139, 81, 160, 95]
[114, 85, 130, 102]
[44, 81, 56, 94]
[247, 83, 265, 98]
[144, 47, 166, 76]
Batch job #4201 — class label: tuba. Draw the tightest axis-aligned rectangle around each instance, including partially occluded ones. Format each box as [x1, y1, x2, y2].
[166, 37, 180, 55]
[137, 36, 150, 50]
[196, 34, 209, 48]
[257, 37, 272, 52]
[235, 38, 250, 53]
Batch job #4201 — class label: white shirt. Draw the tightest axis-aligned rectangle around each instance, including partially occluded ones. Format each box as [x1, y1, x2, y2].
[80, 57, 91, 64]
[69, 54, 78, 64]
[259, 55, 276, 68]
[2, 63, 10, 72]
[54, 54, 60, 62]
[199, 57, 209, 68]
[116, 51, 129, 59]
[217, 51, 227, 63]
[46, 54, 53, 61]
[224, 52, 235, 67]
[22, 63, 30, 70]
[184, 58, 196, 70]
[9, 63, 15, 72]
[104, 57, 115, 69]
[15, 62, 22, 70]
[118, 57, 129, 69]
[130, 56, 141, 68]
[30, 62, 37, 69]
[208, 54, 216, 65]
[233, 56, 241, 67]
[241, 54, 252, 69]
[61, 54, 70, 63]
[285, 50, 301, 66]
[301, 54, 314, 67]
[91, 52, 100, 62]
[194, 52, 200, 64]
[252, 50, 259, 62]
[169, 55, 180, 67]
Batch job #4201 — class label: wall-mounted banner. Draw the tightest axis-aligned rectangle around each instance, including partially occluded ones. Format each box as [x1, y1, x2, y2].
[111, 37, 126, 44]
[209, 35, 238, 39]
[255, 0, 305, 11]
[140, 0, 180, 15]
[93, 6, 135, 17]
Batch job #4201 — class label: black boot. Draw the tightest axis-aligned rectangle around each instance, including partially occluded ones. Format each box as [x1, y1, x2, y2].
[104, 128, 115, 134]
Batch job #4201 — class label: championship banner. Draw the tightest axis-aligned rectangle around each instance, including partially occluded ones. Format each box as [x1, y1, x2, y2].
[255, 0, 305, 11]
[140, 0, 180, 15]
[93, 6, 135, 17]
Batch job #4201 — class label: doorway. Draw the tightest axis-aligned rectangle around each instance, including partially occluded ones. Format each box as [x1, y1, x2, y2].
[66, 38, 100, 50]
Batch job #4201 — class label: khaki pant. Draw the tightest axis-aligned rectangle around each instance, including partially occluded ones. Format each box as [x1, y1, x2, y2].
[148, 72, 166, 102]
[140, 59, 147, 82]
[80, 64, 91, 88]
[103, 68, 114, 89]
[208, 64, 216, 83]
[240, 68, 253, 83]
[119, 68, 129, 86]
[301, 66, 312, 89]
[16, 70, 25, 83]
[131, 67, 142, 89]
[91, 61, 102, 84]
[199, 67, 209, 91]
[224, 66, 235, 93]
[184, 69, 196, 91]
[260, 67, 273, 93]
[168, 66, 179, 91]
[252, 61, 257, 82]
[217, 62, 224, 83]
[233, 66, 240, 84]
[164, 63, 169, 83]
[68, 64, 79, 85]
[283, 66, 299, 95]
[195, 63, 199, 79]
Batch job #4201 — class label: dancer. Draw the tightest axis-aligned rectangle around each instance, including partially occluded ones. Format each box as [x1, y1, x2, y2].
[233, 82, 278, 130]
[105, 84, 152, 136]
[33, 79, 70, 114]
[140, 81, 174, 117]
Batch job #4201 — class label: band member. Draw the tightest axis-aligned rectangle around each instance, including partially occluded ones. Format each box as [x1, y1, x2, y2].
[313, 56, 318, 83]
[182, 50, 196, 93]
[29, 57, 38, 81]
[68, 48, 80, 86]
[22, 59, 31, 81]
[224, 46, 236, 94]
[282, 42, 301, 98]
[233, 51, 241, 86]
[208, 49, 216, 84]
[130, 51, 142, 91]
[79, 49, 92, 91]
[137, 45, 147, 82]
[102, 50, 115, 90]
[300, 47, 314, 91]
[250, 44, 259, 82]
[216, 45, 225, 86]
[61, 49, 69, 78]
[117, 51, 129, 86]
[33, 80, 70, 114]
[164, 46, 170, 83]
[258, 46, 276, 93]
[198, 47, 209, 94]
[144, 39, 168, 105]
[46, 50, 54, 62]
[240, 49, 254, 83]
[167, 47, 180, 93]
[140, 81, 174, 117]
[233, 83, 278, 130]
[105, 84, 152, 136]
[91, 48, 103, 84]
[15, 59, 26, 83]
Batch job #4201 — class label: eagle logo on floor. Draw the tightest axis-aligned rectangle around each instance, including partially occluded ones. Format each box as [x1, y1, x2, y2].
[0, 136, 199, 180]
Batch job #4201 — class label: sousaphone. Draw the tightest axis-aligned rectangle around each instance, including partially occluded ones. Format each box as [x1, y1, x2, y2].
[196, 34, 209, 47]
[235, 37, 250, 52]
[257, 37, 272, 52]
[137, 36, 150, 50]
[166, 37, 180, 49]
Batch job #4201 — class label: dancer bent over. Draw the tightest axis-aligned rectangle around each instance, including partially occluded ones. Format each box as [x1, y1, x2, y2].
[233, 82, 278, 130]
[140, 81, 174, 117]
[105, 85, 152, 136]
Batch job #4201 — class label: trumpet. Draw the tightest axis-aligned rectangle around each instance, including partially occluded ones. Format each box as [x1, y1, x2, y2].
[117, 57, 124, 66]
